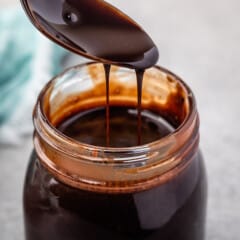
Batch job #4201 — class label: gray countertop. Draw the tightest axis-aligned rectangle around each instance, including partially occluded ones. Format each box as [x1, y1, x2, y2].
[0, 0, 240, 239]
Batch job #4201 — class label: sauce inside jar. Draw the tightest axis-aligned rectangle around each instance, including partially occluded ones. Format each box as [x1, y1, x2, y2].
[57, 106, 174, 147]
[24, 150, 206, 240]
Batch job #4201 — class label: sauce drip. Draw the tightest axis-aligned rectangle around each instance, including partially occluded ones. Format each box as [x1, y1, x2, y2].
[22, 0, 159, 146]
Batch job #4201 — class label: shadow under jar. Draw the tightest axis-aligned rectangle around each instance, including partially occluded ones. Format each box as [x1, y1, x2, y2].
[23, 63, 207, 240]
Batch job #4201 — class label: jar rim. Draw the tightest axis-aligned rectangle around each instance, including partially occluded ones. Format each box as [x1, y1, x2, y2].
[33, 62, 199, 192]
[35, 62, 197, 156]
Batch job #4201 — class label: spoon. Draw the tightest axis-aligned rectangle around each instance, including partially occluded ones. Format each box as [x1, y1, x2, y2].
[20, 0, 159, 69]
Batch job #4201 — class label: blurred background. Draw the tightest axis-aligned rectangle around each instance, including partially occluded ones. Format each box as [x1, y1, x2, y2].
[0, 0, 239, 239]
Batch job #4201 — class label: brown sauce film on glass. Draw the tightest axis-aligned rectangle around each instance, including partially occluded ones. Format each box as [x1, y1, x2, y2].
[41, 65, 187, 148]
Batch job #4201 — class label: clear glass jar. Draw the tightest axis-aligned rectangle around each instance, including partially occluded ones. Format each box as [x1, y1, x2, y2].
[23, 62, 207, 240]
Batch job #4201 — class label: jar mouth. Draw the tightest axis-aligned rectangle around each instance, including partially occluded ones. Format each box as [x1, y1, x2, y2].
[33, 62, 199, 192]
[36, 62, 197, 154]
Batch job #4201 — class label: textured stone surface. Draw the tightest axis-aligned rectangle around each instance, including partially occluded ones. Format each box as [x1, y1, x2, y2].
[0, 0, 240, 239]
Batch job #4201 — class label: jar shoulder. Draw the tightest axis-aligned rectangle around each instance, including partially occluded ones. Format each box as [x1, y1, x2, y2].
[24, 151, 207, 198]
[24, 150, 207, 239]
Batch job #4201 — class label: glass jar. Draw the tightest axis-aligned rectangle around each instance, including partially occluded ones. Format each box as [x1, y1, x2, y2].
[23, 62, 207, 240]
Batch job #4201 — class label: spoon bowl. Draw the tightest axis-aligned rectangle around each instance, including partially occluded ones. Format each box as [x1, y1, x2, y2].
[20, 0, 159, 69]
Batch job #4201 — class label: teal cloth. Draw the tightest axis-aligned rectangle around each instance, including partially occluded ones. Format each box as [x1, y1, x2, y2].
[0, 8, 66, 126]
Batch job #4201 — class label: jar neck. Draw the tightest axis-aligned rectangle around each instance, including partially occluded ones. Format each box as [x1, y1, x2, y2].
[33, 63, 199, 193]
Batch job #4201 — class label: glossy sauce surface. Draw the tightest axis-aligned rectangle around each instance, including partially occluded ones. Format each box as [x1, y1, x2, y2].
[57, 107, 174, 147]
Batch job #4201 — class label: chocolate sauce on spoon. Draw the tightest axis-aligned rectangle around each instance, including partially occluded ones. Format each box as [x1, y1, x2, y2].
[21, 0, 159, 145]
